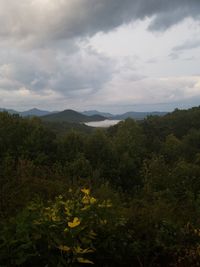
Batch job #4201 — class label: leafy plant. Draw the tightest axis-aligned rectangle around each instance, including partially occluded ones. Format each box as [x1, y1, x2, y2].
[0, 188, 118, 266]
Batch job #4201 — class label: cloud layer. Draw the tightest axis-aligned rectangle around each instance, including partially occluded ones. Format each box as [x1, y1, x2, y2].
[0, 0, 200, 46]
[0, 0, 200, 112]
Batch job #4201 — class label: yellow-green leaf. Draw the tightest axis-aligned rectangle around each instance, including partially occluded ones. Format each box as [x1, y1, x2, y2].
[82, 196, 90, 205]
[77, 257, 94, 264]
[58, 245, 71, 252]
[74, 246, 94, 254]
[81, 188, 90, 195]
[68, 217, 81, 228]
[90, 197, 97, 204]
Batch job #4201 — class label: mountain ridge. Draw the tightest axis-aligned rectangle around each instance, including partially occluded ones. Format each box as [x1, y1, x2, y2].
[41, 109, 106, 123]
[0, 107, 167, 121]
[20, 108, 52, 117]
[112, 111, 168, 120]
[82, 110, 113, 118]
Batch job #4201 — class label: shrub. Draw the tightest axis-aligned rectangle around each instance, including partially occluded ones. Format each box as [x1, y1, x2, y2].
[0, 188, 120, 267]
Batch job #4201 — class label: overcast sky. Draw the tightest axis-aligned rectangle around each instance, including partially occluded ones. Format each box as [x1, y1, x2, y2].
[0, 0, 200, 113]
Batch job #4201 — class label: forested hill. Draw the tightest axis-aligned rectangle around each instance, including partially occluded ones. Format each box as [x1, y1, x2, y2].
[141, 106, 200, 139]
[112, 111, 167, 120]
[1, 106, 200, 266]
[41, 109, 106, 123]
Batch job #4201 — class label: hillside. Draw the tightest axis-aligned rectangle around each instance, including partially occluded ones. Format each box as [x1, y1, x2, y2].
[43, 120, 93, 136]
[41, 109, 106, 123]
[82, 110, 113, 118]
[113, 111, 167, 120]
[0, 108, 18, 114]
[0, 108, 54, 117]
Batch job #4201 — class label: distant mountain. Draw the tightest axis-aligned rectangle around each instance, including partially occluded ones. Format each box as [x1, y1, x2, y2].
[112, 111, 167, 120]
[0, 108, 54, 117]
[0, 108, 167, 121]
[0, 108, 18, 114]
[81, 110, 167, 120]
[41, 109, 106, 123]
[20, 108, 52, 117]
[82, 110, 113, 118]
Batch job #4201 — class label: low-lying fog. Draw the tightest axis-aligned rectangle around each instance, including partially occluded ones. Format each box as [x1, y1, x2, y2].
[84, 120, 121, 128]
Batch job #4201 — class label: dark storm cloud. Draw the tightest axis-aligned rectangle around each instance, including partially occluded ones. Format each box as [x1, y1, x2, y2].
[0, 0, 200, 46]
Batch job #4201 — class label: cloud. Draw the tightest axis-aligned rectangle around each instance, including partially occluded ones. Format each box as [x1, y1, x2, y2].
[0, 1, 200, 112]
[86, 75, 200, 110]
[0, 0, 199, 47]
[1, 71, 200, 112]
[0, 45, 115, 100]
[170, 37, 200, 60]
[173, 39, 200, 52]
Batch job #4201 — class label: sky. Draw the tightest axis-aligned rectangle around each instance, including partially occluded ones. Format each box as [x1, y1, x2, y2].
[0, 0, 200, 113]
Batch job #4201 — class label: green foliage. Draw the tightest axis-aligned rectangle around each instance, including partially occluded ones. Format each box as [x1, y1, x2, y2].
[1, 107, 200, 266]
[162, 134, 182, 162]
[0, 188, 123, 266]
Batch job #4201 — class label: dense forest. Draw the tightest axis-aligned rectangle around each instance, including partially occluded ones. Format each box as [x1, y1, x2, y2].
[1, 106, 200, 266]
